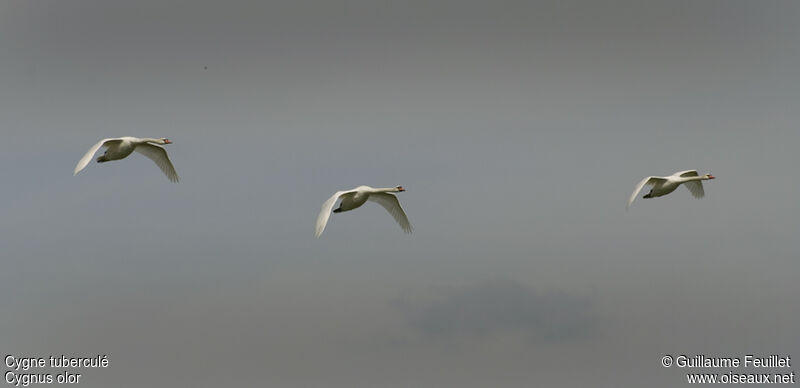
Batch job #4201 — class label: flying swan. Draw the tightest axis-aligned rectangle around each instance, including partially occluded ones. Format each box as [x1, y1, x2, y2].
[315, 185, 412, 238]
[627, 170, 715, 209]
[73, 137, 180, 182]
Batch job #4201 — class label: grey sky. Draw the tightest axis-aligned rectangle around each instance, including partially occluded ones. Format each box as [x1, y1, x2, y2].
[1, 1, 798, 387]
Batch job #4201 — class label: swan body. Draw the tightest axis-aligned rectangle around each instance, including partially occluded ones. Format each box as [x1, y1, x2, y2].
[315, 185, 412, 238]
[627, 170, 715, 209]
[74, 137, 180, 182]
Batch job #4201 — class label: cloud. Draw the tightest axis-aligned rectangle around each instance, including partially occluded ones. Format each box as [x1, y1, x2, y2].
[395, 280, 596, 343]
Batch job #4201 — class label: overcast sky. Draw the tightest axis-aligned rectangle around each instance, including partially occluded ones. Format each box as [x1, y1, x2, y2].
[1, 1, 798, 387]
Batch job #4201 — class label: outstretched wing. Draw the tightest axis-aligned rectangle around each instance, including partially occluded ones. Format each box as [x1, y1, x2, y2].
[675, 170, 704, 198]
[315, 190, 354, 238]
[368, 193, 413, 233]
[676, 170, 699, 178]
[683, 180, 705, 198]
[627, 176, 666, 210]
[73, 138, 122, 175]
[134, 143, 180, 182]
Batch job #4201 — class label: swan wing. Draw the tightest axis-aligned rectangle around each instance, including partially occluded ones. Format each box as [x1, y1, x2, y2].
[683, 180, 705, 198]
[73, 138, 123, 175]
[368, 192, 413, 233]
[627, 176, 666, 210]
[134, 143, 180, 182]
[675, 170, 703, 198]
[315, 190, 354, 238]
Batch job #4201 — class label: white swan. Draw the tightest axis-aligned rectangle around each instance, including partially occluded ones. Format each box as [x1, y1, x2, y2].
[315, 185, 412, 238]
[74, 137, 180, 182]
[627, 170, 715, 209]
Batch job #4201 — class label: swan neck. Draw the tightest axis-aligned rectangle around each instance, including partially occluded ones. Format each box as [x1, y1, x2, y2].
[683, 176, 706, 182]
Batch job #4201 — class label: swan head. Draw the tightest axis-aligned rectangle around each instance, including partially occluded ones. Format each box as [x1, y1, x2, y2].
[395, 185, 405, 192]
[705, 174, 715, 180]
[160, 138, 173, 144]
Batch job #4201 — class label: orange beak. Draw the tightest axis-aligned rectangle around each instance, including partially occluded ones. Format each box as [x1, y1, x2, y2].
[164, 139, 172, 144]
[708, 175, 715, 179]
